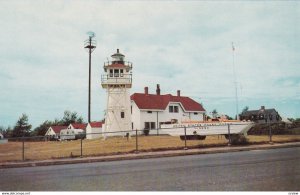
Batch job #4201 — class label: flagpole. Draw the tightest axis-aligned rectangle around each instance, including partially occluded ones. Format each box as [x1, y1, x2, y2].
[232, 42, 239, 120]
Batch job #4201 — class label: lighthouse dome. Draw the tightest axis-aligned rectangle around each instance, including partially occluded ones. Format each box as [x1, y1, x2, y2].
[111, 49, 125, 62]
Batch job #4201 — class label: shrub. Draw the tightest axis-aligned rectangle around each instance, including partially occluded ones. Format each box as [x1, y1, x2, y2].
[143, 129, 150, 136]
[230, 135, 249, 145]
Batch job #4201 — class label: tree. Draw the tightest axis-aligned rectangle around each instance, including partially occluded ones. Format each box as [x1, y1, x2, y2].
[32, 120, 54, 136]
[31, 110, 84, 137]
[242, 106, 249, 113]
[0, 126, 12, 138]
[12, 114, 32, 137]
[225, 115, 234, 120]
[212, 109, 218, 119]
[60, 110, 84, 125]
[0, 126, 5, 133]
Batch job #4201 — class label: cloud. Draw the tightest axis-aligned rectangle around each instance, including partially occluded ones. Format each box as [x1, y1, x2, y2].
[0, 1, 299, 127]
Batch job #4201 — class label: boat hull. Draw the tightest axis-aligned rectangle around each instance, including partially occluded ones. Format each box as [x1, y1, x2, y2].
[160, 121, 255, 137]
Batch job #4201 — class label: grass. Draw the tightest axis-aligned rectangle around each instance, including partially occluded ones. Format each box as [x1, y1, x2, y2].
[0, 135, 299, 162]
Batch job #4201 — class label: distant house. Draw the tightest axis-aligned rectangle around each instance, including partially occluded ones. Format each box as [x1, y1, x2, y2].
[239, 106, 282, 124]
[67, 123, 87, 130]
[86, 122, 103, 140]
[59, 123, 88, 140]
[45, 125, 68, 140]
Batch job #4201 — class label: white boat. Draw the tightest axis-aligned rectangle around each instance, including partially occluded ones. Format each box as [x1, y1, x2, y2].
[160, 120, 255, 140]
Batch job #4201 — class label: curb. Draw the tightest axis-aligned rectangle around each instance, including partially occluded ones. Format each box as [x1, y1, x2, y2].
[1, 142, 300, 169]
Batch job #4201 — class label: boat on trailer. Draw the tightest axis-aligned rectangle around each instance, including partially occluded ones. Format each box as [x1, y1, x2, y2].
[160, 119, 255, 140]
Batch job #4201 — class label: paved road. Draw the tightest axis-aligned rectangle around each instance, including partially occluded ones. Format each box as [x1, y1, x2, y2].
[1, 147, 299, 191]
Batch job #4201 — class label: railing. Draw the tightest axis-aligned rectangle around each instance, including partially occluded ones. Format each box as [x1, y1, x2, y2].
[103, 61, 133, 68]
[101, 74, 132, 85]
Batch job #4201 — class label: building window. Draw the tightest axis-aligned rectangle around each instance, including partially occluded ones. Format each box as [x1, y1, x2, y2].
[147, 111, 152, 113]
[114, 69, 119, 77]
[174, 106, 179, 113]
[169, 106, 179, 113]
[144, 122, 156, 129]
[269, 114, 273, 121]
[151, 122, 155, 129]
[259, 114, 264, 119]
[194, 112, 198, 115]
[169, 106, 173, 113]
[121, 111, 125, 118]
[109, 69, 113, 77]
[120, 69, 124, 77]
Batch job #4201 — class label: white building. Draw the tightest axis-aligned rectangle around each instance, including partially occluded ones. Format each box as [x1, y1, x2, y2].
[45, 125, 67, 140]
[101, 49, 132, 136]
[67, 123, 87, 130]
[86, 122, 103, 139]
[0, 132, 3, 139]
[130, 85, 206, 135]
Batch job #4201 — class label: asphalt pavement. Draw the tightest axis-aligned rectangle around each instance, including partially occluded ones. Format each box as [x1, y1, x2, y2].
[0, 146, 299, 191]
[1, 142, 300, 169]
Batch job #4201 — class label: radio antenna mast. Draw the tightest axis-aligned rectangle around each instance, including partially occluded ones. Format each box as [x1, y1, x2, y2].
[84, 31, 96, 123]
[232, 42, 239, 120]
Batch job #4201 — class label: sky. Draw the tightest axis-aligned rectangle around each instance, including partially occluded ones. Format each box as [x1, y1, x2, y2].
[0, 1, 299, 128]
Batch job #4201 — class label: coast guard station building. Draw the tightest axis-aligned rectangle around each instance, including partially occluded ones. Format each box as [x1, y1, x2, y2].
[101, 49, 206, 136]
[130, 85, 206, 133]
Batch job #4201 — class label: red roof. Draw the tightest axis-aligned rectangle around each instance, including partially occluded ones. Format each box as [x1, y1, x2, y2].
[130, 93, 205, 112]
[50, 125, 67, 134]
[106, 63, 126, 68]
[89, 122, 102, 128]
[70, 123, 87, 129]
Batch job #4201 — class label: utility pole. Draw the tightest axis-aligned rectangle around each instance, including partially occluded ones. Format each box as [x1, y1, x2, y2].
[84, 32, 96, 123]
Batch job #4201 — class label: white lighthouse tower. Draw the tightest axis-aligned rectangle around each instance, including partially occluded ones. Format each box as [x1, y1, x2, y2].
[101, 49, 133, 136]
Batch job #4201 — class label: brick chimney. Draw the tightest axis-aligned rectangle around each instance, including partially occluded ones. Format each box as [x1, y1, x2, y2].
[144, 87, 148, 95]
[156, 84, 160, 95]
[177, 90, 181, 97]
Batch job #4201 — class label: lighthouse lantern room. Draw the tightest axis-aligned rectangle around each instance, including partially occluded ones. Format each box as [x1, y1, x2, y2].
[101, 49, 133, 136]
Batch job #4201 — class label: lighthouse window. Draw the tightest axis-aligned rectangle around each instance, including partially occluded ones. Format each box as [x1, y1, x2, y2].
[109, 69, 113, 77]
[121, 111, 125, 118]
[120, 69, 124, 77]
[114, 69, 119, 77]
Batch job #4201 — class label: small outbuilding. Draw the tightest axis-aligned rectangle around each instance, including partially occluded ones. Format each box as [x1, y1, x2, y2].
[67, 123, 87, 130]
[45, 125, 67, 140]
[86, 122, 103, 139]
